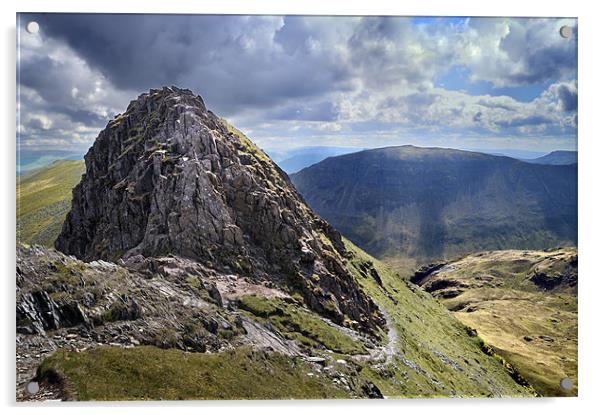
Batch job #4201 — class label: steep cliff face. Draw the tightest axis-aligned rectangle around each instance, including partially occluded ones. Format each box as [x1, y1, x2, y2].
[55, 86, 383, 332]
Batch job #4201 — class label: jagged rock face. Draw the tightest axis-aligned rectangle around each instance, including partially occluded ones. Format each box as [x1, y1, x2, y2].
[16, 244, 256, 351]
[55, 86, 383, 332]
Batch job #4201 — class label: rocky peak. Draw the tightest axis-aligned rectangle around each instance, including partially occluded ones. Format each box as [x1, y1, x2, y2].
[55, 86, 384, 332]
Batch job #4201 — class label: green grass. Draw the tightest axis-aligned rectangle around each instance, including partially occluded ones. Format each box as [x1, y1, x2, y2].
[38, 346, 350, 401]
[238, 294, 365, 354]
[17, 160, 85, 246]
[343, 238, 535, 398]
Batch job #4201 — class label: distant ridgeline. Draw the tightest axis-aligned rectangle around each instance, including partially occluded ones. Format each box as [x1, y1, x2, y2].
[526, 150, 577, 166]
[291, 145, 577, 262]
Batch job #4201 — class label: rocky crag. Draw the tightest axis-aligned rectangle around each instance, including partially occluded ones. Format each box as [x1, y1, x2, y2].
[55, 86, 383, 333]
[17, 243, 385, 400]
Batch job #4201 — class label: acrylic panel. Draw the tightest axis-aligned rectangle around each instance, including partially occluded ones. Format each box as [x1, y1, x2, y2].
[16, 13, 578, 401]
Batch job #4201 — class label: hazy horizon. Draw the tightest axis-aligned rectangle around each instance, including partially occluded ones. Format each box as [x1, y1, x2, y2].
[17, 142, 577, 175]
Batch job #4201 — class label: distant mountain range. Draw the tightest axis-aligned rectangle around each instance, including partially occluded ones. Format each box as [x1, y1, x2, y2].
[18, 146, 575, 177]
[527, 150, 577, 165]
[291, 145, 577, 261]
[271, 147, 576, 174]
[17, 150, 84, 175]
[268, 146, 363, 174]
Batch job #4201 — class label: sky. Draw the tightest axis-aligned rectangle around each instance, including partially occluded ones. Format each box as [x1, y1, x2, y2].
[17, 14, 577, 165]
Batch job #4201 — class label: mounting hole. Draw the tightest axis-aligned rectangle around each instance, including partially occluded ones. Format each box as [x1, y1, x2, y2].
[559, 25, 572, 39]
[560, 377, 573, 390]
[25, 21, 39, 34]
[25, 381, 39, 395]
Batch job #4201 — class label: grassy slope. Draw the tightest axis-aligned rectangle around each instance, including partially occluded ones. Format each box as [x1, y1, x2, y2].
[17, 160, 85, 246]
[37, 243, 534, 400]
[344, 239, 534, 398]
[38, 346, 349, 401]
[418, 249, 577, 396]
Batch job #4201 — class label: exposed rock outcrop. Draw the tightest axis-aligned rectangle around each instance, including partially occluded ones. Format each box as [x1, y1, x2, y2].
[17, 245, 241, 352]
[16, 244, 382, 401]
[528, 254, 577, 290]
[16, 290, 89, 335]
[409, 262, 448, 285]
[55, 86, 384, 332]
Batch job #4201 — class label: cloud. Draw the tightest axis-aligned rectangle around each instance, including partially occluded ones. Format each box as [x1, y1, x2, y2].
[458, 18, 577, 87]
[333, 80, 577, 137]
[31, 14, 358, 116]
[17, 27, 132, 151]
[538, 81, 578, 113]
[17, 14, 578, 156]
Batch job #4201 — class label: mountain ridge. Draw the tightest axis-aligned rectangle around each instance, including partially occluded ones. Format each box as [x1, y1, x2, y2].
[528, 150, 577, 165]
[410, 247, 578, 396]
[274, 146, 363, 174]
[17, 159, 85, 247]
[291, 145, 577, 262]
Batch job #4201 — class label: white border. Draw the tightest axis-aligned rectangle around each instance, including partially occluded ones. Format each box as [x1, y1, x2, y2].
[2, 1, 601, 414]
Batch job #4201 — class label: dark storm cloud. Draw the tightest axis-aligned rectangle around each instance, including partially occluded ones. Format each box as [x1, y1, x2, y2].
[32, 14, 210, 90]
[19, 55, 94, 121]
[505, 45, 577, 86]
[19, 56, 107, 127]
[495, 115, 553, 128]
[30, 14, 356, 116]
[556, 83, 578, 112]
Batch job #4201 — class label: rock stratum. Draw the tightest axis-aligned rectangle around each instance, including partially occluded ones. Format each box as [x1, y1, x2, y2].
[55, 86, 382, 333]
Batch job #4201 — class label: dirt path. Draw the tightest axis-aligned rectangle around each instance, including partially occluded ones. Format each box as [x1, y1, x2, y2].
[379, 308, 398, 363]
[352, 306, 399, 364]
